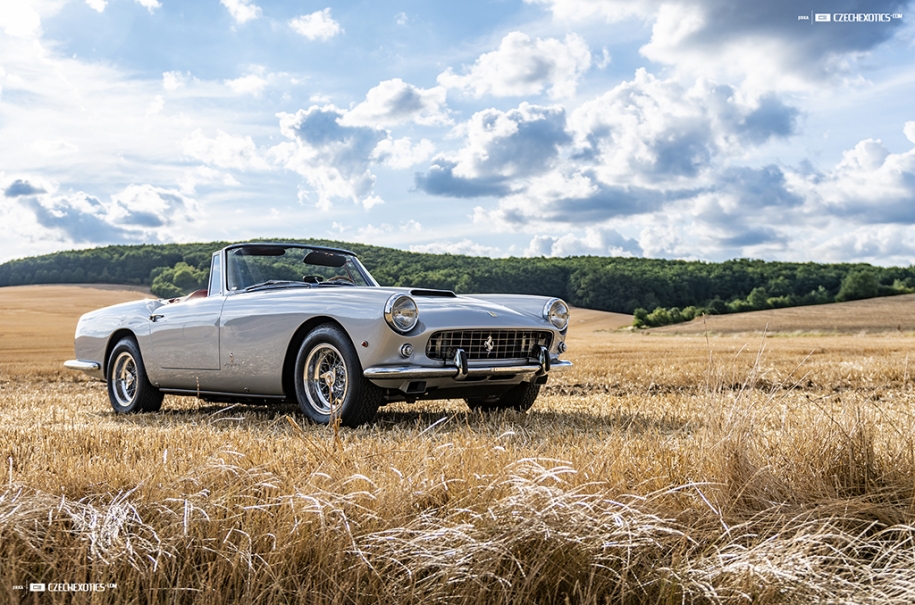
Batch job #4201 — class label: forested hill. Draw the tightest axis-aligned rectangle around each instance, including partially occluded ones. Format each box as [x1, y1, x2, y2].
[1, 239, 913, 327]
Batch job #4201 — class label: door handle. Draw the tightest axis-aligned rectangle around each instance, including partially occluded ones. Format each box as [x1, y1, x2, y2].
[149, 314, 164, 322]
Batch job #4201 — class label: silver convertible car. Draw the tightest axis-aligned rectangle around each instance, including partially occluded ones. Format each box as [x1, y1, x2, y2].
[65, 242, 572, 426]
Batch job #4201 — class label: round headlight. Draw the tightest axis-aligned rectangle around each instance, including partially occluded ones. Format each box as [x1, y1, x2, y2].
[385, 294, 419, 333]
[543, 298, 570, 330]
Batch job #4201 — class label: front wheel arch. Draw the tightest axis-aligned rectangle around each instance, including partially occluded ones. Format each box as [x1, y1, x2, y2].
[282, 317, 353, 401]
[104, 328, 139, 377]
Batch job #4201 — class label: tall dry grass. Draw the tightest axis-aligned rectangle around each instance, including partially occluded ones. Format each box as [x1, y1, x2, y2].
[2, 329, 915, 603]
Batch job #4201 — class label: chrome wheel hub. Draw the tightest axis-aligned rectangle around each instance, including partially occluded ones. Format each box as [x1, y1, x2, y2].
[112, 351, 138, 408]
[303, 343, 348, 416]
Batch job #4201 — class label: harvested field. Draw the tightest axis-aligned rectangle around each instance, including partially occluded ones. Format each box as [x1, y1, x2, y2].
[566, 306, 632, 333]
[1, 286, 914, 604]
[0, 284, 153, 378]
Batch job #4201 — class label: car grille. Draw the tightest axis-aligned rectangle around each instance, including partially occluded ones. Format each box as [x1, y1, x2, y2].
[426, 330, 553, 361]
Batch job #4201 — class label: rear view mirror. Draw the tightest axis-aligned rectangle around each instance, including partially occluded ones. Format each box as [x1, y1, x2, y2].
[303, 250, 347, 268]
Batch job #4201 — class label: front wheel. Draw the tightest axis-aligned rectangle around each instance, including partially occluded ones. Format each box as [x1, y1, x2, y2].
[465, 381, 541, 412]
[294, 325, 383, 427]
[106, 337, 163, 413]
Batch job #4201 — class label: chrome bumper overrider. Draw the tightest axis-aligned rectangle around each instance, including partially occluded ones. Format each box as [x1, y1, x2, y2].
[364, 359, 572, 381]
[64, 359, 101, 372]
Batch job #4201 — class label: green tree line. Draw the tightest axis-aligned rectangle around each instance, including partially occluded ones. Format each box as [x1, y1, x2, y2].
[1, 240, 913, 327]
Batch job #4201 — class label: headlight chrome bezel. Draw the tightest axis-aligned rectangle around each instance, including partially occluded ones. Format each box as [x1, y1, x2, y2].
[384, 294, 419, 334]
[543, 298, 570, 331]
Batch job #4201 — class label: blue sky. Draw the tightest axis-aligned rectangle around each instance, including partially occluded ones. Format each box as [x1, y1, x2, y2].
[2, 0, 914, 265]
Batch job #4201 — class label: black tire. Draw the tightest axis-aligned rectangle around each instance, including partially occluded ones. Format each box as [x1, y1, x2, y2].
[106, 337, 163, 414]
[294, 325, 383, 427]
[465, 381, 541, 412]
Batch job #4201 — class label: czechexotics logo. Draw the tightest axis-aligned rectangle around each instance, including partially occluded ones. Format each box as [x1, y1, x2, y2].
[799, 12, 902, 22]
[13, 582, 117, 593]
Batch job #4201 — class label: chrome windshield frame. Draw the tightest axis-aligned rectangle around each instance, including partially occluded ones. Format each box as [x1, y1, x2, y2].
[221, 243, 378, 295]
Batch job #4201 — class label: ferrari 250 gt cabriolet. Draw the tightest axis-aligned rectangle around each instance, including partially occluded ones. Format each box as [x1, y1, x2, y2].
[65, 242, 572, 426]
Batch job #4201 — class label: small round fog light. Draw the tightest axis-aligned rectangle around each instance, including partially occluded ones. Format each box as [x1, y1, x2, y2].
[557, 341, 567, 354]
[400, 343, 414, 358]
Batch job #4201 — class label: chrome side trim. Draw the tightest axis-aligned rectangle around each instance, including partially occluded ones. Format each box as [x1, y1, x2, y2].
[159, 388, 286, 399]
[364, 359, 572, 380]
[64, 359, 101, 372]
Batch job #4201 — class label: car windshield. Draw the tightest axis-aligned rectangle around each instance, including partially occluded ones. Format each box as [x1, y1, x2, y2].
[225, 245, 376, 292]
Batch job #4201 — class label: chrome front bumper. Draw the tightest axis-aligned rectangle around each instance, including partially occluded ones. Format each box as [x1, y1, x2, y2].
[64, 359, 101, 372]
[364, 359, 572, 380]
[365, 344, 571, 381]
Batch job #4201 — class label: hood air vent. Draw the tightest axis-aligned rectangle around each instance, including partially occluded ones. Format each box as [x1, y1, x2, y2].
[410, 289, 456, 297]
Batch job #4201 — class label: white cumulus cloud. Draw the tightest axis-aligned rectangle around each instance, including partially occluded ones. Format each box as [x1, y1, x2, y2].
[8, 182, 197, 245]
[567, 69, 798, 185]
[371, 137, 435, 169]
[416, 103, 571, 199]
[524, 0, 654, 22]
[271, 105, 387, 211]
[225, 74, 267, 95]
[524, 227, 640, 257]
[162, 71, 189, 91]
[182, 129, 270, 171]
[409, 239, 503, 257]
[341, 79, 450, 127]
[85, 0, 107, 12]
[220, 0, 261, 23]
[361, 195, 384, 209]
[903, 120, 915, 145]
[289, 8, 342, 41]
[145, 94, 164, 116]
[135, 0, 161, 13]
[528, 0, 909, 91]
[0, 2, 42, 38]
[108, 184, 198, 228]
[811, 225, 915, 265]
[438, 31, 591, 99]
[789, 125, 915, 225]
[30, 139, 79, 157]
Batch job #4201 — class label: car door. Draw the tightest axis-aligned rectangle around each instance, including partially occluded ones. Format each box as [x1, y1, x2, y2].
[148, 295, 225, 370]
[147, 252, 226, 373]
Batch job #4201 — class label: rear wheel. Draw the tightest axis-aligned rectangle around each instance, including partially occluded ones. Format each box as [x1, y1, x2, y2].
[106, 337, 163, 413]
[294, 325, 383, 427]
[465, 381, 540, 412]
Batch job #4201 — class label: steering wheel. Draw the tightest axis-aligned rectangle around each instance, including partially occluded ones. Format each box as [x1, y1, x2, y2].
[302, 275, 325, 284]
[325, 275, 355, 284]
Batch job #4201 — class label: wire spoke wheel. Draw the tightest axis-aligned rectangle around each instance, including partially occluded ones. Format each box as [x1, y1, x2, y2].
[112, 351, 139, 408]
[303, 343, 348, 416]
[294, 325, 383, 427]
[106, 337, 163, 414]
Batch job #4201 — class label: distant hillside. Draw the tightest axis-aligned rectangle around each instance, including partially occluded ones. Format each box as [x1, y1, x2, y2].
[1, 239, 913, 321]
[647, 293, 915, 334]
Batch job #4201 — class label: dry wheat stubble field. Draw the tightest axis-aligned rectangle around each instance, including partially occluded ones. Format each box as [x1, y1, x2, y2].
[1, 285, 915, 604]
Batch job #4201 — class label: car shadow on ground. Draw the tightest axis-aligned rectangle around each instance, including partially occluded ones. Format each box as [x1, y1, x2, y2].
[109, 398, 694, 436]
[373, 407, 694, 435]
